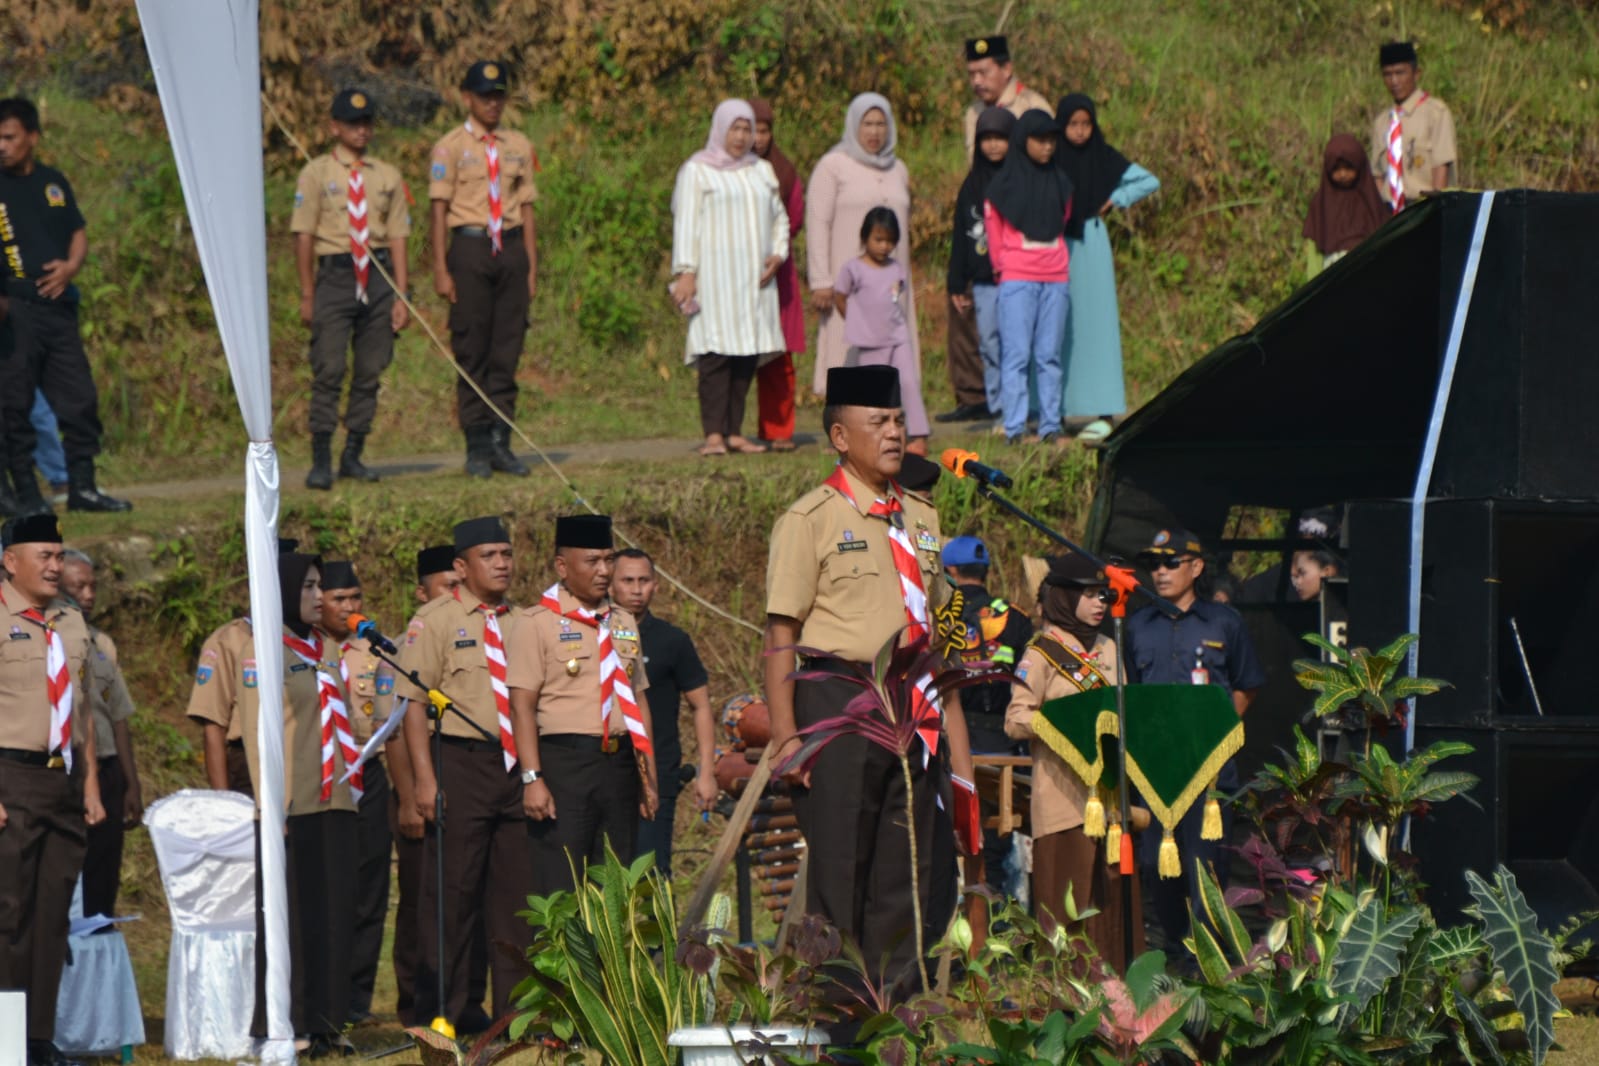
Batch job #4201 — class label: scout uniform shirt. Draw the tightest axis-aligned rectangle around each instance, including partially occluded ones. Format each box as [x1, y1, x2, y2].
[186, 619, 357, 815]
[86, 628, 135, 760]
[0, 580, 90, 757]
[766, 467, 949, 664]
[336, 635, 395, 756]
[1004, 628, 1119, 838]
[428, 122, 537, 230]
[1369, 88, 1458, 204]
[504, 590, 647, 738]
[290, 146, 412, 256]
[963, 79, 1053, 154]
[393, 589, 517, 741]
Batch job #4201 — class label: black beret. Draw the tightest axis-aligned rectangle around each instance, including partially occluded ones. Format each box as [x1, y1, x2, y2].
[825, 365, 901, 409]
[461, 60, 509, 94]
[5, 513, 61, 547]
[416, 545, 456, 582]
[331, 88, 374, 122]
[555, 514, 613, 551]
[454, 516, 510, 554]
[1043, 553, 1107, 588]
[965, 36, 1010, 62]
[320, 560, 360, 589]
[1380, 41, 1418, 67]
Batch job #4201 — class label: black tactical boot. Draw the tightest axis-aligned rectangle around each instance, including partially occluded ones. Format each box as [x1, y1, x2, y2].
[305, 432, 335, 491]
[488, 423, 530, 476]
[338, 431, 379, 482]
[66, 459, 132, 512]
[464, 425, 493, 479]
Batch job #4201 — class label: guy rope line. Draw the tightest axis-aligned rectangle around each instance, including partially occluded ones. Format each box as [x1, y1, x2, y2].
[262, 95, 763, 637]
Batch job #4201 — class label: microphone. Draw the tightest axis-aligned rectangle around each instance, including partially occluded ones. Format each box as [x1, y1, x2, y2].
[940, 448, 1014, 490]
[346, 613, 398, 655]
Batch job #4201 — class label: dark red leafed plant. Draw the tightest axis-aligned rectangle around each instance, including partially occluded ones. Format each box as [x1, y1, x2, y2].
[778, 626, 1016, 992]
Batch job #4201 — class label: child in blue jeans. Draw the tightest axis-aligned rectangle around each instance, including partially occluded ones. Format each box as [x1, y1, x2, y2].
[983, 109, 1073, 444]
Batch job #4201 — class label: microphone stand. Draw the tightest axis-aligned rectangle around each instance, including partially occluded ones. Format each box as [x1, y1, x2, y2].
[360, 639, 499, 1040]
[968, 481, 1179, 968]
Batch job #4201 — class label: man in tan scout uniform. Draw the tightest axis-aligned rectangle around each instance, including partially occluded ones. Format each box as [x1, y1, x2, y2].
[765, 365, 976, 1005]
[292, 87, 411, 490]
[507, 514, 656, 896]
[430, 61, 538, 480]
[0, 513, 104, 1066]
[315, 560, 396, 1026]
[397, 516, 529, 1030]
[1370, 40, 1457, 210]
[941, 35, 1054, 426]
[60, 548, 141, 919]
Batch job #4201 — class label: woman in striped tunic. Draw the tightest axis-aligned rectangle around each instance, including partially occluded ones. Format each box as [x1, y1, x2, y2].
[670, 99, 790, 457]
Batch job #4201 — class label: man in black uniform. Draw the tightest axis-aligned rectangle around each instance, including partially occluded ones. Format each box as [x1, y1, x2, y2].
[0, 98, 130, 515]
[610, 547, 718, 876]
[1124, 528, 1265, 946]
[940, 534, 1031, 895]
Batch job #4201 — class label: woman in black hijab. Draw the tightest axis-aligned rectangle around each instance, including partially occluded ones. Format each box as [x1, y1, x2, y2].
[983, 109, 1074, 445]
[948, 106, 1015, 422]
[1053, 93, 1161, 446]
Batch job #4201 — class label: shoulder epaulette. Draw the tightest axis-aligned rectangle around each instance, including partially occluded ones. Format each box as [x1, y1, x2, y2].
[790, 485, 836, 516]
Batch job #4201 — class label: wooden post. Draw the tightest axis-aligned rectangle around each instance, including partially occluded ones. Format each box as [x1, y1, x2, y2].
[683, 746, 774, 928]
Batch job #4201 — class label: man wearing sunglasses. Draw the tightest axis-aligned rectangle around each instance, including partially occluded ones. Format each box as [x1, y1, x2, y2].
[1124, 527, 1264, 950]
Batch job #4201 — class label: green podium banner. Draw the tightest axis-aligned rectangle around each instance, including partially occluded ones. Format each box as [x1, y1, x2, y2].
[1032, 684, 1244, 838]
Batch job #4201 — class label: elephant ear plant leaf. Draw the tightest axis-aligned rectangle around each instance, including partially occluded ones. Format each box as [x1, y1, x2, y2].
[1329, 899, 1421, 1023]
[1464, 865, 1562, 1066]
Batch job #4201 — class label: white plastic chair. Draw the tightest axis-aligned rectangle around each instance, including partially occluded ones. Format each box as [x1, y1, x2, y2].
[144, 789, 258, 1060]
[54, 878, 146, 1056]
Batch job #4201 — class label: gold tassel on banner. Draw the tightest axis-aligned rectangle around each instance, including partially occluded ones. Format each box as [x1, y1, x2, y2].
[1158, 830, 1181, 879]
[1105, 819, 1123, 866]
[1201, 778, 1223, 841]
[1083, 790, 1106, 837]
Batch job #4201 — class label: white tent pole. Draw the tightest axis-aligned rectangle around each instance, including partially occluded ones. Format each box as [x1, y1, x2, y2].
[1405, 191, 1496, 758]
[134, 1, 294, 1060]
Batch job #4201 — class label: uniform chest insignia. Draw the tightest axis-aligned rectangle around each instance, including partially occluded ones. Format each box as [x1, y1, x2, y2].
[195, 665, 213, 685]
[612, 629, 637, 642]
[565, 659, 581, 676]
[559, 631, 583, 642]
[45, 184, 65, 207]
[243, 661, 258, 688]
[1202, 640, 1225, 650]
[326, 182, 339, 196]
[457, 628, 469, 638]
[362, 701, 375, 717]
[289, 662, 312, 673]
[9, 627, 28, 640]
[843, 530, 854, 541]
[915, 531, 941, 552]
[838, 541, 868, 553]
[454, 639, 477, 649]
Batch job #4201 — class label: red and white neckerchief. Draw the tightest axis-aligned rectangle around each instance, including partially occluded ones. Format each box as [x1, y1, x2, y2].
[2, 587, 75, 772]
[347, 157, 371, 303]
[539, 584, 653, 756]
[477, 600, 518, 771]
[824, 466, 942, 758]
[483, 130, 503, 255]
[283, 631, 361, 802]
[1385, 92, 1425, 214]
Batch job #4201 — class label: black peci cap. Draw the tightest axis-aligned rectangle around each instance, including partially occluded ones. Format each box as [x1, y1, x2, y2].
[825, 366, 901, 409]
[320, 560, 360, 589]
[278, 537, 300, 554]
[1380, 41, 1418, 67]
[454, 516, 510, 555]
[555, 514, 613, 551]
[965, 36, 1010, 62]
[416, 544, 456, 582]
[461, 60, 509, 94]
[5, 513, 62, 546]
[1043, 553, 1107, 588]
[331, 88, 374, 122]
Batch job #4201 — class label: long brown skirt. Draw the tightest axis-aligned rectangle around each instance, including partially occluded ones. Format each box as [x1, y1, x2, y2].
[1033, 827, 1145, 973]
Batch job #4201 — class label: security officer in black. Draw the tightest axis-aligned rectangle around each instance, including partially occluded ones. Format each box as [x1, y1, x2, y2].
[939, 534, 1031, 895]
[1124, 527, 1265, 946]
[0, 97, 131, 515]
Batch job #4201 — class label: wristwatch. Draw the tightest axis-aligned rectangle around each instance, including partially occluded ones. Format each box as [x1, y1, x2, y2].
[520, 768, 542, 784]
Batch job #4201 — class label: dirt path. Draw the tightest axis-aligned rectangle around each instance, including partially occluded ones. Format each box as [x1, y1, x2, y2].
[112, 434, 823, 500]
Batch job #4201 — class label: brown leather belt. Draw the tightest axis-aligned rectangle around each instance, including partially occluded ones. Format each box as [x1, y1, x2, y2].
[0, 747, 66, 769]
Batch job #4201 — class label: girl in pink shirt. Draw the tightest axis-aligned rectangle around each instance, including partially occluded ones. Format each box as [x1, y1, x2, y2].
[984, 110, 1073, 444]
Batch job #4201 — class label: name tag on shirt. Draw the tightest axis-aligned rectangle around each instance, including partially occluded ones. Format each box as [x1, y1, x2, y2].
[454, 639, 477, 649]
[9, 630, 29, 641]
[559, 632, 583, 642]
[289, 662, 312, 673]
[837, 541, 868, 553]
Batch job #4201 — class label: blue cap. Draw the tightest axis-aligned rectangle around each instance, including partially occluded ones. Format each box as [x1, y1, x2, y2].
[942, 535, 989, 567]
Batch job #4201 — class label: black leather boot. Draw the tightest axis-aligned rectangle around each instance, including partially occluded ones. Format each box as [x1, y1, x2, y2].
[305, 432, 334, 490]
[488, 423, 530, 476]
[338, 431, 379, 482]
[464, 425, 492, 479]
[66, 459, 131, 512]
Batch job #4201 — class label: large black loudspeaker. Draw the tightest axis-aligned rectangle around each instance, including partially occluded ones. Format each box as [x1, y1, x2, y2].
[1348, 499, 1599, 924]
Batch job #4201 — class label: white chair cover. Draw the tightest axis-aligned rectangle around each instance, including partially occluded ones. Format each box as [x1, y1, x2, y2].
[145, 789, 258, 1060]
[54, 879, 146, 1055]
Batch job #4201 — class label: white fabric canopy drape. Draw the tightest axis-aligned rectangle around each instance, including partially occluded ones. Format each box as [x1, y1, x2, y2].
[134, 1, 292, 1059]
